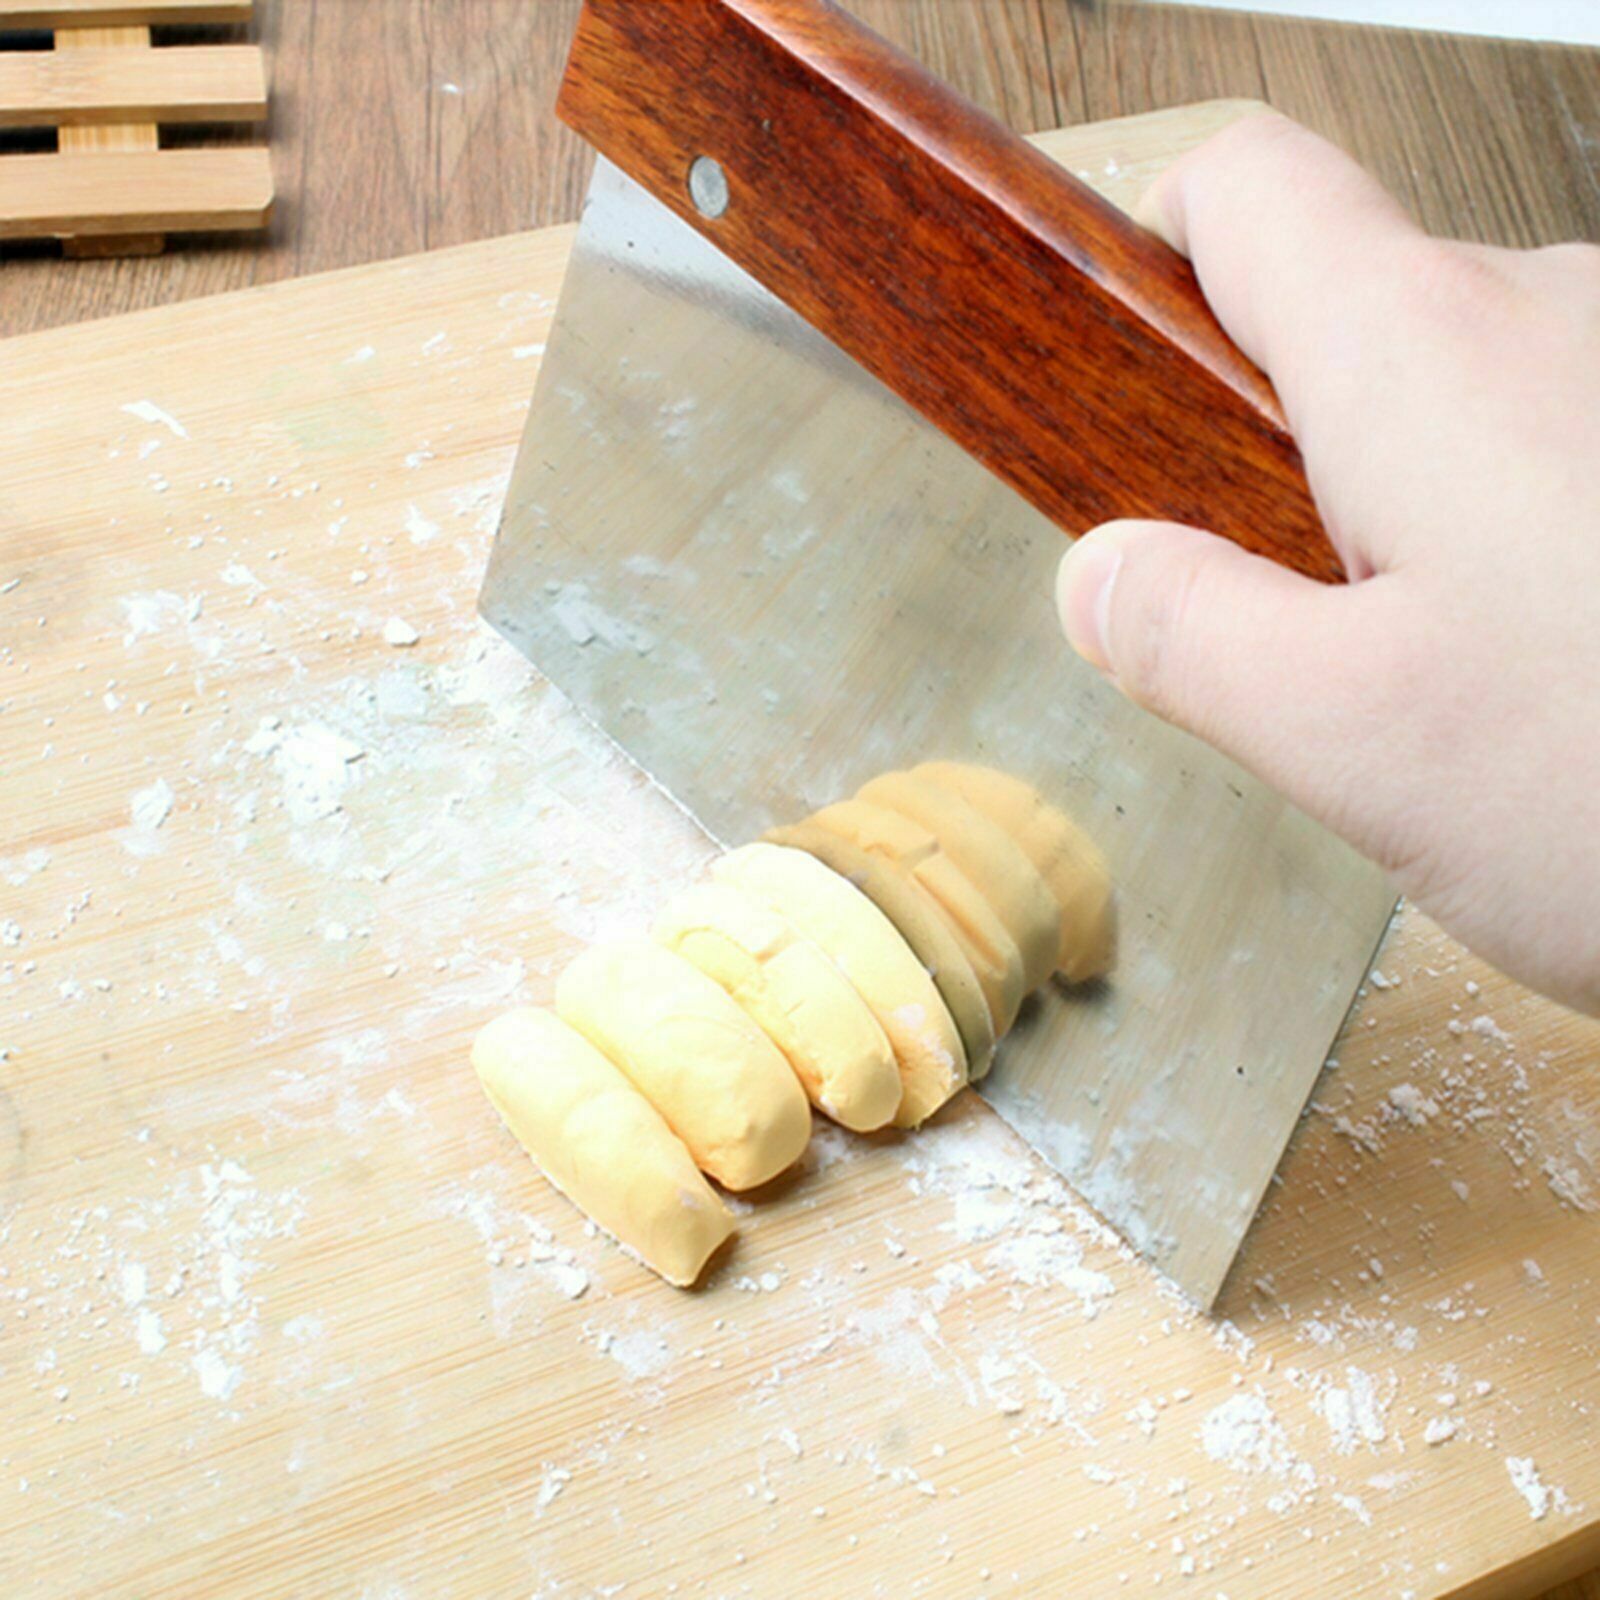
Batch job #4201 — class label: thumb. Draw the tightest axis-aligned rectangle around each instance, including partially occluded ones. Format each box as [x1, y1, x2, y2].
[1056, 520, 1403, 832]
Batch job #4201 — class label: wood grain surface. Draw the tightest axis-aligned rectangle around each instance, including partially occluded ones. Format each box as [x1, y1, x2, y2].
[0, 145, 274, 235]
[0, 42, 267, 126]
[51, 23, 164, 257]
[0, 0, 250, 25]
[1, 4, 1598, 1597]
[3, 1, 1598, 334]
[3, 99, 1600, 1600]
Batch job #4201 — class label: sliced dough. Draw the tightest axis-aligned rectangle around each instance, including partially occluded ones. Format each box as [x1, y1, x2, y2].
[765, 822, 995, 1086]
[859, 770, 1061, 993]
[556, 939, 811, 1190]
[472, 1007, 734, 1287]
[713, 842, 964, 1128]
[808, 798, 1025, 1036]
[653, 882, 902, 1133]
[913, 762, 1115, 983]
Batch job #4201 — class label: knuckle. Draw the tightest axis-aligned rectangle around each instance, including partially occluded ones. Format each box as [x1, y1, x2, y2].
[1216, 106, 1302, 161]
[1175, 108, 1298, 199]
[1394, 237, 1520, 326]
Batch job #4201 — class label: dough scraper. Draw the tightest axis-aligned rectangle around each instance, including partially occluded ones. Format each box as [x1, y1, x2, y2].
[480, 0, 1396, 1307]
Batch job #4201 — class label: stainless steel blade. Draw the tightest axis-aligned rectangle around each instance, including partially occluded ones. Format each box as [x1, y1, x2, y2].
[481, 156, 1396, 1307]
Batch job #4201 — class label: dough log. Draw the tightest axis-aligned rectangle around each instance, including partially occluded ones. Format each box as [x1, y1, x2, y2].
[862, 771, 1064, 992]
[653, 882, 902, 1133]
[764, 823, 995, 1089]
[556, 939, 812, 1190]
[912, 762, 1115, 983]
[807, 798, 1025, 1038]
[768, 825, 992, 1088]
[713, 842, 965, 1128]
[472, 1008, 734, 1287]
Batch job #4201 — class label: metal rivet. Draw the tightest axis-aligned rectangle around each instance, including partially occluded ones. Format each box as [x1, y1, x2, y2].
[688, 156, 730, 220]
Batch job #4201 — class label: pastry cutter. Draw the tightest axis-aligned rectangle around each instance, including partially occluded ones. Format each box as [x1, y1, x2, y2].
[480, 0, 1396, 1307]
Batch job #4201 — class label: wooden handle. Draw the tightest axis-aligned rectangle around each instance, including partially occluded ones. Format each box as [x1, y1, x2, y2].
[557, 0, 1341, 583]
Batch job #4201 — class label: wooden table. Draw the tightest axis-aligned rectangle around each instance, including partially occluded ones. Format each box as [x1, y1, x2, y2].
[3, 4, 1598, 1597]
[4, 0, 1599, 338]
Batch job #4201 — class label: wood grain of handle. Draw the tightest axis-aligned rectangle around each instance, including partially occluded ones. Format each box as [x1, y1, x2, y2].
[557, 0, 1342, 583]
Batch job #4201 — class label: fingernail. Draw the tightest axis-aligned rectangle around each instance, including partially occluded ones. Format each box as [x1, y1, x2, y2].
[1056, 533, 1125, 674]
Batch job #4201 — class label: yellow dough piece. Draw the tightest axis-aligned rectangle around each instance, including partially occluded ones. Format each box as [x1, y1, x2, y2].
[556, 939, 812, 1190]
[713, 843, 965, 1128]
[765, 822, 995, 1086]
[653, 882, 902, 1132]
[913, 762, 1116, 983]
[859, 770, 1062, 993]
[808, 799, 1025, 1036]
[472, 1008, 734, 1287]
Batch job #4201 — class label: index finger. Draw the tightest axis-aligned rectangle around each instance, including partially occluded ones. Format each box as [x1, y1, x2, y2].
[1138, 110, 1422, 436]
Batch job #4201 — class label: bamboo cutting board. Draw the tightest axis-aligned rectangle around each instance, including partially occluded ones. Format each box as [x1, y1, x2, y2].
[3, 103, 1599, 1600]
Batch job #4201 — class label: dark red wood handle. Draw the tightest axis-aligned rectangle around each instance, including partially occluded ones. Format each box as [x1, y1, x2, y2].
[557, 0, 1342, 584]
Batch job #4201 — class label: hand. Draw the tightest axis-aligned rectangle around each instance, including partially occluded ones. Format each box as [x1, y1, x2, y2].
[1055, 111, 1600, 1016]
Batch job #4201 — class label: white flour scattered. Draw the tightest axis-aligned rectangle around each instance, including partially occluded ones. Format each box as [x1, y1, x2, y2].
[1200, 1392, 1310, 1487]
[120, 399, 189, 438]
[1505, 1456, 1570, 1520]
[600, 1329, 672, 1381]
[404, 504, 441, 543]
[547, 1262, 589, 1300]
[119, 590, 207, 649]
[983, 1233, 1115, 1318]
[1386, 1083, 1440, 1126]
[1317, 1368, 1390, 1453]
[382, 617, 421, 648]
[8, 1159, 306, 1416]
[428, 1178, 592, 1334]
[1543, 1155, 1596, 1212]
[135, 1309, 167, 1355]
[182, 1161, 303, 1399]
[194, 1348, 241, 1401]
[128, 777, 174, 832]
[536, 1466, 571, 1509]
[448, 471, 512, 536]
[947, 1188, 1015, 1243]
[902, 1113, 1123, 1323]
[2, 846, 50, 885]
[243, 718, 366, 823]
[1469, 1014, 1514, 1047]
[1332, 1491, 1373, 1527]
